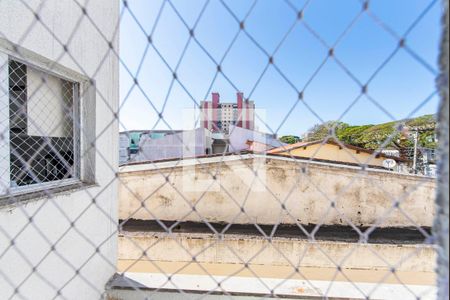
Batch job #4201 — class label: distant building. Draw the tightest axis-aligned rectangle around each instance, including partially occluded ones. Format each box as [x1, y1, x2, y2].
[119, 125, 286, 163]
[129, 128, 213, 163]
[245, 140, 278, 153]
[200, 92, 255, 133]
[228, 125, 283, 153]
[381, 149, 401, 158]
[119, 130, 183, 163]
[268, 139, 407, 170]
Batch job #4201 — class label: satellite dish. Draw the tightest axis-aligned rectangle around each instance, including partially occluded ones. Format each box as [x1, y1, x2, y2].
[383, 159, 397, 169]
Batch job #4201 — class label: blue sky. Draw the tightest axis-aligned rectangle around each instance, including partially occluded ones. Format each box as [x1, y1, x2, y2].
[119, 0, 442, 136]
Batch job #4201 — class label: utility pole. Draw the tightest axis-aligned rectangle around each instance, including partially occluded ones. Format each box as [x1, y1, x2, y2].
[408, 125, 436, 175]
[412, 130, 419, 174]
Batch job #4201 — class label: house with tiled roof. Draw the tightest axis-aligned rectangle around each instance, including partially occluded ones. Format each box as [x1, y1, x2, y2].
[267, 138, 408, 169]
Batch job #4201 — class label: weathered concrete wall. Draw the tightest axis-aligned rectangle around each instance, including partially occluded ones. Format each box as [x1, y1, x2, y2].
[118, 232, 436, 274]
[119, 155, 436, 227]
[115, 230, 437, 300]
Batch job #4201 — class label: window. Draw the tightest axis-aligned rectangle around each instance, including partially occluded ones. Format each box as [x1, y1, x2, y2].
[1, 53, 85, 197]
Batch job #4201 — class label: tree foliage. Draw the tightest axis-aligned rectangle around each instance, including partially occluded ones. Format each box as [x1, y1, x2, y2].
[279, 135, 301, 144]
[304, 121, 349, 142]
[304, 115, 437, 150]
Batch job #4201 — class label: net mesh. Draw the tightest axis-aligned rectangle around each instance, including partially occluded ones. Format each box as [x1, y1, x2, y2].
[0, 0, 448, 299]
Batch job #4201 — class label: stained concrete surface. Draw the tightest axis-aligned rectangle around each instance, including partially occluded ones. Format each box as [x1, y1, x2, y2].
[120, 219, 431, 245]
[119, 155, 436, 228]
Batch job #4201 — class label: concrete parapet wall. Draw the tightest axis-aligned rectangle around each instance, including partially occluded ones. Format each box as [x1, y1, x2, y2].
[119, 155, 436, 227]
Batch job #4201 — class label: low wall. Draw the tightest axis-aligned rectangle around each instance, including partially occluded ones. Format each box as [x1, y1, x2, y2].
[115, 230, 437, 299]
[118, 232, 436, 274]
[119, 155, 436, 227]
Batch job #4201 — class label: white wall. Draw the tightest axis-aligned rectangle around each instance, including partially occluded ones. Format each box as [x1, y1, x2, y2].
[0, 1, 119, 299]
[133, 128, 212, 162]
[229, 125, 284, 152]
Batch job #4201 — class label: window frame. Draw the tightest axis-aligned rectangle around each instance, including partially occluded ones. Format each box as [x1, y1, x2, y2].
[0, 41, 96, 200]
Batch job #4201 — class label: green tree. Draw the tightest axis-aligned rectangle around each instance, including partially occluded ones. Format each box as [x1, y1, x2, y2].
[304, 121, 349, 142]
[280, 135, 301, 144]
[337, 125, 374, 147]
[303, 115, 437, 151]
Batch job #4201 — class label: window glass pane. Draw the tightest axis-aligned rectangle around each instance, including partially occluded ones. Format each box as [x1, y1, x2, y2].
[9, 61, 27, 133]
[27, 67, 73, 137]
[8, 60, 76, 187]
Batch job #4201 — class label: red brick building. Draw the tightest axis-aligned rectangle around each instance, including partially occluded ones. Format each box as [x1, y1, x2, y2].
[200, 92, 255, 133]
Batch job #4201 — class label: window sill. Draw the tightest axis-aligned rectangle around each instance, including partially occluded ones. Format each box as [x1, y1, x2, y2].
[0, 181, 98, 208]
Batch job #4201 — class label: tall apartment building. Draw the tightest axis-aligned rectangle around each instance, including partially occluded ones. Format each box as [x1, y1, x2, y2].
[200, 92, 255, 133]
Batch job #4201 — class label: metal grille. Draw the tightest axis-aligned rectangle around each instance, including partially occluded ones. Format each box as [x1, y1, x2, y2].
[0, 1, 448, 300]
[6, 59, 77, 189]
